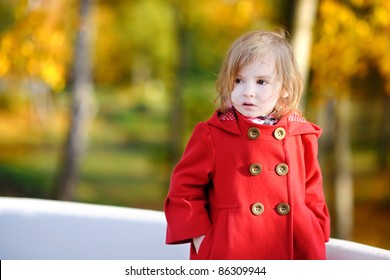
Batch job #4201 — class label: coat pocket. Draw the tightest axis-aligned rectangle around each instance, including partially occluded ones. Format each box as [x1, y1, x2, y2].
[195, 225, 215, 259]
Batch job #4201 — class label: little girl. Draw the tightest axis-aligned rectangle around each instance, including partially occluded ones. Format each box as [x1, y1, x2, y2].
[164, 30, 330, 260]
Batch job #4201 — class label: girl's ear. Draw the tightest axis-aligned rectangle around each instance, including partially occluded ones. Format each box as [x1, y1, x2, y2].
[281, 90, 288, 98]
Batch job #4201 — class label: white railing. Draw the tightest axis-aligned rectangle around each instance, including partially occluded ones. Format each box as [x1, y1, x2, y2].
[1, 197, 389, 260]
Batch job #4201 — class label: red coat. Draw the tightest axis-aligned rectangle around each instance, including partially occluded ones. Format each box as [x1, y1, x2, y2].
[164, 108, 330, 260]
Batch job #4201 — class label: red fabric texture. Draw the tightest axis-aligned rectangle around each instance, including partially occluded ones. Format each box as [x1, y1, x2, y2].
[164, 108, 330, 260]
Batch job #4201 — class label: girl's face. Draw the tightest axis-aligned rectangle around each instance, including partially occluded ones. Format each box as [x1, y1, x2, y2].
[230, 54, 285, 118]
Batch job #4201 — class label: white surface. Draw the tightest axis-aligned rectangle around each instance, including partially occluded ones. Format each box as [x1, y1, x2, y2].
[1, 197, 389, 260]
[0, 197, 189, 260]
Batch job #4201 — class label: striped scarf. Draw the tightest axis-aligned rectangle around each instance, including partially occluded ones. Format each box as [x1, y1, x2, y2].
[248, 114, 278, 125]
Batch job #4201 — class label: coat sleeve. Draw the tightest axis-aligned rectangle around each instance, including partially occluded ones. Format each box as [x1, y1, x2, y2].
[164, 122, 214, 244]
[302, 133, 331, 242]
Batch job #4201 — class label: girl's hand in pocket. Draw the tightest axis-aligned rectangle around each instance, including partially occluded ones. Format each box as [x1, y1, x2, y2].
[193, 235, 205, 254]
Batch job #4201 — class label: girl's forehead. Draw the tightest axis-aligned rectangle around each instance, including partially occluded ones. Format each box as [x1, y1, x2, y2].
[238, 52, 277, 73]
[238, 47, 275, 64]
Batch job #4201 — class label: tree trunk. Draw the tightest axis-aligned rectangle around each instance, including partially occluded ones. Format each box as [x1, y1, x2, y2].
[317, 97, 336, 216]
[54, 0, 96, 200]
[291, 0, 319, 111]
[168, 2, 191, 170]
[334, 96, 353, 239]
[378, 93, 390, 169]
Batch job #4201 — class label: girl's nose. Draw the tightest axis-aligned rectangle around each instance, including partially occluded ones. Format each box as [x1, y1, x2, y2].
[243, 84, 255, 97]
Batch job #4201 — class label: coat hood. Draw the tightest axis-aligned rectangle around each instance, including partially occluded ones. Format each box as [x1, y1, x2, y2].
[206, 108, 322, 138]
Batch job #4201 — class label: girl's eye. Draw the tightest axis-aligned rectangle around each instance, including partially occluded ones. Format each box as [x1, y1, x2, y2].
[257, 79, 267, 85]
[235, 78, 242, 84]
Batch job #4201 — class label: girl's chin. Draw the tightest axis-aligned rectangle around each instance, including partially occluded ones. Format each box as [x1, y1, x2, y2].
[236, 108, 262, 118]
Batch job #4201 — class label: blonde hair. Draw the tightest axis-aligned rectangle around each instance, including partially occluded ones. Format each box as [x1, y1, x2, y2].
[215, 30, 303, 119]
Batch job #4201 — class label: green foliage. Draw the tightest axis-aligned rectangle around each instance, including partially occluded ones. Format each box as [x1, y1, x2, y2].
[183, 77, 216, 133]
[0, 165, 52, 198]
[0, 0, 19, 33]
[94, 0, 176, 85]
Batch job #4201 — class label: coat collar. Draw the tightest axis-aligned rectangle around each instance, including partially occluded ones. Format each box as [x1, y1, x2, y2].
[206, 108, 322, 138]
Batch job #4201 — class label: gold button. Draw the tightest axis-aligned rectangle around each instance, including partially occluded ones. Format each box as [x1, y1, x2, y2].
[251, 202, 265, 216]
[247, 127, 260, 140]
[275, 163, 289, 176]
[276, 202, 290, 215]
[249, 163, 262, 176]
[274, 127, 286, 140]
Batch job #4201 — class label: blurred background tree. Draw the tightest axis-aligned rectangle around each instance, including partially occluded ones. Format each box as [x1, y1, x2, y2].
[312, 0, 390, 242]
[54, 0, 96, 200]
[0, 0, 389, 249]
